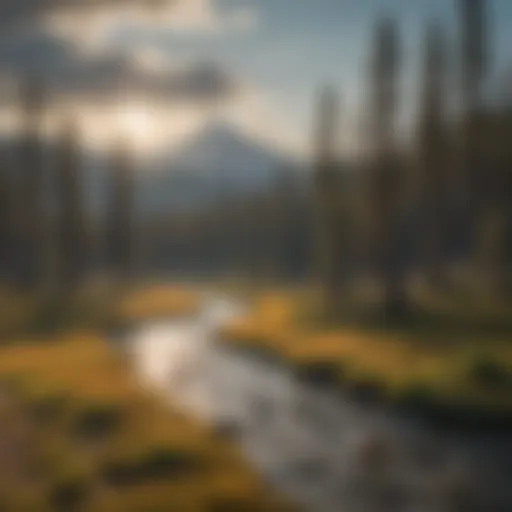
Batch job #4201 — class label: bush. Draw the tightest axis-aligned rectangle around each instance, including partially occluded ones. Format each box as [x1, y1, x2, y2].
[101, 446, 201, 487]
[142, 447, 200, 478]
[468, 356, 511, 390]
[48, 475, 90, 511]
[398, 383, 438, 415]
[71, 402, 123, 442]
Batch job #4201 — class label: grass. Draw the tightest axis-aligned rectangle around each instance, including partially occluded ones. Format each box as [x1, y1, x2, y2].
[220, 288, 512, 422]
[0, 283, 201, 342]
[0, 285, 292, 511]
[115, 285, 200, 323]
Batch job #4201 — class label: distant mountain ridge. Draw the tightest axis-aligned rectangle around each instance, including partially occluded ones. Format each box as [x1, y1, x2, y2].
[0, 123, 304, 215]
[139, 122, 300, 211]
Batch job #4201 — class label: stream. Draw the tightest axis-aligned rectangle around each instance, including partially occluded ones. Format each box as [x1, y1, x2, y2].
[119, 295, 512, 512]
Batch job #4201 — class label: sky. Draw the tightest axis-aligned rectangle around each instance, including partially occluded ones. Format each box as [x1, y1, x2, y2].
[1, 0, 512, 159]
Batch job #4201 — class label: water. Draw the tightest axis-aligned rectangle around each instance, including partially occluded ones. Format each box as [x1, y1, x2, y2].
[122, 296, 512, 512]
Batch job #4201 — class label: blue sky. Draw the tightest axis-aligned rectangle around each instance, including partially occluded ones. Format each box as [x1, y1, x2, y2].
[2, 0, 511, 157]
[106, 0, 512, 155]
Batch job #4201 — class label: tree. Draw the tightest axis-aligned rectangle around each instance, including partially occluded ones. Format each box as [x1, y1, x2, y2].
[55, 118, 87, 292]
[416, 21, 448, 286]
[458, 0, 489, 245]
[16, 76, 46, 290]
[0, 148, 12, 280]
[105, 138, 135, 283]
[367, 16, 407, 317]
[313, 85, 342, 314]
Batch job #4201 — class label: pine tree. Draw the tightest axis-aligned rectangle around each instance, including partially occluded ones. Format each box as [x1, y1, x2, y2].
[55, 118, 87, 293]
[269, 166, 294, 281]
[367, 17, 407, 317]
[0, 150, 10, 280]
[16, 76, 46, 290]
[105, 138, 135, 283]
[314, 85, 341, 314]
[458, 0, 489, 245]
[417, 21, 448, 286]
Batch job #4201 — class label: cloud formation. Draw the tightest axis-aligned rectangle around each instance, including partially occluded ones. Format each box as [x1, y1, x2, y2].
[0, 1, 173, 29]
[0, 29, 240, 108]
[1, 0, 258, 41]
[0, 0, 263, 152]
[0, 0, 256, 105]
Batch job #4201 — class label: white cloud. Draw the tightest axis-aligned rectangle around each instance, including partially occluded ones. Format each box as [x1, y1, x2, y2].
[66, 81, 305, 159]
[46, 0, 259, 47]
[221, 89, 307, 157]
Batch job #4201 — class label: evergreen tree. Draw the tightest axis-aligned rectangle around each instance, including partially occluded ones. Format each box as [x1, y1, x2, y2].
[16, 76, 46, 290]
[417, 21, 448, 286]
[314, 85, 342, 313]
[55, 118, 87, 292]
[367, 17, 407, 317]
[458, 0, 489, 243]
[0, 149, 11, 280]
[105, 138, 135, 283]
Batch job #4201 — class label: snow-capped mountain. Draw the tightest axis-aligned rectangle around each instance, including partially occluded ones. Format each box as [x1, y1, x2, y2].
[140, 122, 299, 210]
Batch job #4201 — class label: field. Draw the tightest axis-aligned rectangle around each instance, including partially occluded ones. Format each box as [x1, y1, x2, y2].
[221, 288, 512, 421]
[0, 286, 290, 511]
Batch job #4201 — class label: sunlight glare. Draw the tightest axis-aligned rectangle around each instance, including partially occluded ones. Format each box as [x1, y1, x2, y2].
[119, 106, 156, 150]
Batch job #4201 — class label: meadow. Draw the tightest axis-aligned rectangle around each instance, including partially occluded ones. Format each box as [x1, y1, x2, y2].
[221, 287, 512, 426]
[0, 286, 291, 511]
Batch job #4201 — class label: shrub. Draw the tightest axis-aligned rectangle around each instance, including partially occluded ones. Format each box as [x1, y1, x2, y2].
[101, 446, 201, 487]
[398, 383, 438, 416]
[141, 447, 200, 479]
[47, 474, 90, 511]
[71, 402, 123, 442]
[468, 355, 511, 390]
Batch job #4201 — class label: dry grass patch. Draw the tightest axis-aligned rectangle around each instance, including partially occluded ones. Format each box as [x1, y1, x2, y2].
[221, 291, 512, 413]
[116, 285, 200, 323]
[0, 331, 292, 510]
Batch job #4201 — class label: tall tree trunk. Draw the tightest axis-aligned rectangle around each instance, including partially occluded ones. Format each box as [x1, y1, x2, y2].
[55, 118, 87, 294]
[314, 86, 342, 315]
[16, 76, 46, 291]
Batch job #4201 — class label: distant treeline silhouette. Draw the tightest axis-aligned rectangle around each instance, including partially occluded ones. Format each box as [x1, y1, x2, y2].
[0, 0, 510, 320]
[0, 79, 135, 294]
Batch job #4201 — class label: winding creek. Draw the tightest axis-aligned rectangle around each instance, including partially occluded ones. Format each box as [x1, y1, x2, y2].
[119, 296, 512, 512]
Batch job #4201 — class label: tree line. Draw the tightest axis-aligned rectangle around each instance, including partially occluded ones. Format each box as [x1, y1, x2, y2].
[0, 78, 135, 297]
[0, 0, 510, 323]
[314, 0, 512, 318]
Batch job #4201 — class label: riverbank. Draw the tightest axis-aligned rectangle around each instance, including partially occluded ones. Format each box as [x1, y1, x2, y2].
[0, 287, 291, 511]
[220, 290, 512, 428]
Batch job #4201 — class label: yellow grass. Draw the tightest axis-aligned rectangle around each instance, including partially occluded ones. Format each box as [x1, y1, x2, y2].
[0, 326, 291, 510]
[116, 285, 200, 322]
[222, 291, 512, 408]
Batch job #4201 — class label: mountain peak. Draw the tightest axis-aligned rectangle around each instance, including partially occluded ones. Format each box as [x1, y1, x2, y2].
[141, 121, 303, 211]
[167, 120, 289, 180]
[177, 120, 260, 155]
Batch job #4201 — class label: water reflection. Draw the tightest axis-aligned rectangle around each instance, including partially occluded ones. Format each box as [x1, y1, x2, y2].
[126, 298, 512, 512]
